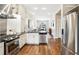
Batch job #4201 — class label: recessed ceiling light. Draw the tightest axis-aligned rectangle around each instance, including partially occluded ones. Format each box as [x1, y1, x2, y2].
[41, 7, 47, 10]
[34, 7, 38, 10]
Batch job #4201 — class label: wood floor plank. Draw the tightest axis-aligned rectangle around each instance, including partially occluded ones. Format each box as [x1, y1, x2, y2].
[17, 38, 61, 55]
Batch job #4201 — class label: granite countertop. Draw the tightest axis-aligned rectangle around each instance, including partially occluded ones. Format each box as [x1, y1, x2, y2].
[0, 34, 19, 43]
[0, 31, 49, 43]
[26, 31, 49, 33]
[26, 32, 39, 33]
[0, 38, 4, 43]
[3, 36, 19, 43]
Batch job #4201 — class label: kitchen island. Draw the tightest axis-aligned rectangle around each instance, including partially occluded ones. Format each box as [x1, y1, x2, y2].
[26, 32, 39, 44]
[26, 32, 49, 44]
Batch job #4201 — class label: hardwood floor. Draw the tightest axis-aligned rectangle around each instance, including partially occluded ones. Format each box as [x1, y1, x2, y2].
[17, 45, 39, 55]
[17, 38, 61, 55]
[48, 38, 61, 55]
[39, 44, 49, 55]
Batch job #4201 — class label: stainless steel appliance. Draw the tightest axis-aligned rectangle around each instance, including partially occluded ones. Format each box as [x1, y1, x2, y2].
[38, 23, 48, 44]
[39, 34, 47, 44]
[4, 36, 19, 55]
[63, 12, 77, 55]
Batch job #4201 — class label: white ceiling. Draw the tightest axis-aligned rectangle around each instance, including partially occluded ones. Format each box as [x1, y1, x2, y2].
[23, 4, 61, 19]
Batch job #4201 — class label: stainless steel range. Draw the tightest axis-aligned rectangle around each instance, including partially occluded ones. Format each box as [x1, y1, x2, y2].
[38, 23, 48, 44]
[4, 35, 20, 55]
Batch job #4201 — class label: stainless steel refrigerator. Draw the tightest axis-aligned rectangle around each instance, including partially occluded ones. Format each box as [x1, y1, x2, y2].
[64, 12, 77, 54]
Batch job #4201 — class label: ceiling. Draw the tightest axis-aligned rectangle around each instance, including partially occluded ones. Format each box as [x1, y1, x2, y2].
[0, 4, 61, 20]
[63, 4, 79, 15]
[23, 4, 61, 19]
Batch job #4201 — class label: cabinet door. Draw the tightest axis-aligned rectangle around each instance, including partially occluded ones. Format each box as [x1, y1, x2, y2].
[33, 34, 39, 44]
[0, 42, 4, 55]
[22, 34, 27, 45]
[0, 47, 4, 55]
[27, 33, 33, 44]
[19, 34, 26, 48]
[27, 33, 39, 44]
[23, 34, 27, 43]
[19, 39, 23, 48]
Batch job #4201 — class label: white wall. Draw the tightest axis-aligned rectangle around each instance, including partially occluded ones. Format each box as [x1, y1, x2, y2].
[49, 18, 55, 37]
[55, 15, 61, 38]
[0, 19, 7, 34]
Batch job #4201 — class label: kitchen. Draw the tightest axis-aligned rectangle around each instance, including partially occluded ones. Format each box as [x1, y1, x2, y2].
[0, 4, 62, 55]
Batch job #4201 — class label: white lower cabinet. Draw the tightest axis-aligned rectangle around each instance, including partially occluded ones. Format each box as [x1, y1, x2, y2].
[27, 33, 39, 44]
[19, 39, 23, 48]
[19, 34, 27, 48]
[0, 42, 4, 55]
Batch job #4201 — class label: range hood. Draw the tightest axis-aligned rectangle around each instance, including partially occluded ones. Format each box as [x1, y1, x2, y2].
[0, 13, 16, 19]
[0, 4, 16, 19]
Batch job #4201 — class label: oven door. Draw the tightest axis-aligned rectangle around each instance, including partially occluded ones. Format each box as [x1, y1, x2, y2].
[5, 39, 19, 55]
